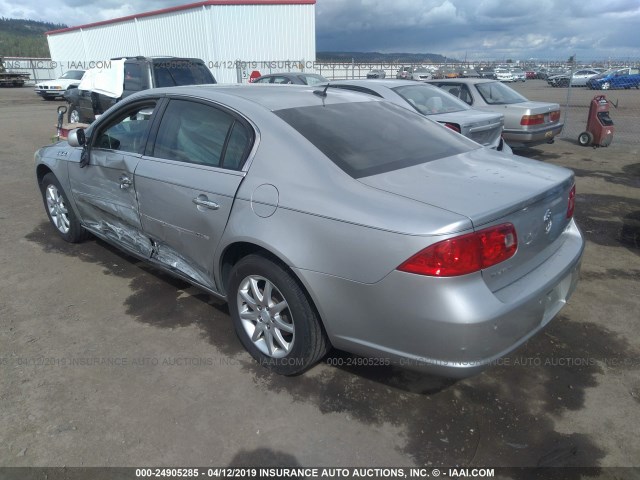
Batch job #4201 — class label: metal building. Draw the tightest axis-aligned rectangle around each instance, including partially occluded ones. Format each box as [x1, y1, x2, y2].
[45, 0, 316, 83]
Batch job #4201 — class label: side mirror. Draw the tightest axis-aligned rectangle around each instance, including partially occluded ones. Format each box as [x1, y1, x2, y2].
[68, 128, 86, 147]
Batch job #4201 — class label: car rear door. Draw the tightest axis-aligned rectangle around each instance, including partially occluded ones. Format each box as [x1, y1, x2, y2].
[135, 97, 254, 291]
[68, 99, 158, 257]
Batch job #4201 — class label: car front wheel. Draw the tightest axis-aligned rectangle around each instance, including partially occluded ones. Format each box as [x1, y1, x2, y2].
[601, 82, 611, 90]
[227, 254, 329, 375]
[40, 173, 89, 243]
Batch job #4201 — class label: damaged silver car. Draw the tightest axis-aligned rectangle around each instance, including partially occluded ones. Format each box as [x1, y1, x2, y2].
[36, 85, 584, 377]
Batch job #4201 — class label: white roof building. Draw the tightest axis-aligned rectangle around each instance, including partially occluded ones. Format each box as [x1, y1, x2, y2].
[46, 0, 316, 83]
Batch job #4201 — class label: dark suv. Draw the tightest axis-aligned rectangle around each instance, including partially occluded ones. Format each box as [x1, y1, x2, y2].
[64, 56, 216, 123]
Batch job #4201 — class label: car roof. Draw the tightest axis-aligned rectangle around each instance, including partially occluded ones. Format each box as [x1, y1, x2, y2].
[328, 79, 439, 89]
[130, 84, 382, 111]
[427, 78, 498, 85]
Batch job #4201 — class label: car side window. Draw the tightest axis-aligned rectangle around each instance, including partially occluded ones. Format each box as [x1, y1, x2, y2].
[273, 76, 292, 84]
[93, 102, 156, 154]
[124, 63, 144, 92]
[254, 77, 271, 83]
[152, 99, 253, 170]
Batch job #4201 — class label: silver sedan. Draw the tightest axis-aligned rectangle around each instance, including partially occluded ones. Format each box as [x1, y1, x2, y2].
[326, 79, 510, 152]
[428, 78, 564, 148]
[35, 85, 584, 377]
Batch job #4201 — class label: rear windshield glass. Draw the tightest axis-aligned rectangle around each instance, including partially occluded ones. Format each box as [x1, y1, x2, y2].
[392, 84, 469, 115]
[275, 101, 477, 178]
[475, 81, 527, 105]
[153, 61, 216, 87]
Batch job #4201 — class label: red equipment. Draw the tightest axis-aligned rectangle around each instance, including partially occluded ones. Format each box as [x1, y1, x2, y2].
[578, 95, 614, 147]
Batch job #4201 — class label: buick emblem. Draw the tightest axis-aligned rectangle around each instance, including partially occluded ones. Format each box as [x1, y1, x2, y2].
[543, 209, 553, 234]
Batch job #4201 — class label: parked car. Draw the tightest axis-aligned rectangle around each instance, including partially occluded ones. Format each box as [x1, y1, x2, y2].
[64, 57, 215, 123]
[525, 70, 537, 79]
[412, 68, 433, 81]
[478, 67, 496, 79]
[494, 68, 515, 82]
[252, 73, 328, 85]
[35, 84, 583, 377]
[366, 69, 386, 79]
[34, 70, 85, 100]
[324, 80, 509, 152]
[427, 78, 564, 148]
[547, 69, 600, 87]
[396, 66, 414, 79]
[586, 67, 640, 90]
[509, 68, 526, 82]
[457, 68, 480, 78]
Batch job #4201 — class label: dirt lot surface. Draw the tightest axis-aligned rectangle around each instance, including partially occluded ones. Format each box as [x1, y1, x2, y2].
[1, 83, 639, 476]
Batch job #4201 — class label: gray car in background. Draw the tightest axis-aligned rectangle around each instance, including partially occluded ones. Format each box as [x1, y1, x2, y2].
[325, 79, 510, 152]
[428, 78, 564, 148]
[35, 85, 583, 378]
[252, 73, 328, 85]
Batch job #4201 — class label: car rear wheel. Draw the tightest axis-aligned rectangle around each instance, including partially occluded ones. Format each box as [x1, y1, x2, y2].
[40, 173, 90, 243]
[227, 254, 329, 375]
[68, 106, 81, 123]
[578, 131, 593, 147]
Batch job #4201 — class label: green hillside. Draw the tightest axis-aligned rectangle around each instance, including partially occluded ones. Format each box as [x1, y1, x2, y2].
[0, 18, 67, 57]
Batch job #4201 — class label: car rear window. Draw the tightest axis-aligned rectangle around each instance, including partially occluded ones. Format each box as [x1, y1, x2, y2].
[475, 81, 527, 105]
[275, 101, 477, 178]
[153, 60, 216, 87]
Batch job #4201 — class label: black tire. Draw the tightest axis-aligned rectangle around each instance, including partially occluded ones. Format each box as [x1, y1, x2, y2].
[578, 131, 593, 147]
[68, 105, 81, 123]
[40, 173, 90, 243]
[227, 254, 329, 375]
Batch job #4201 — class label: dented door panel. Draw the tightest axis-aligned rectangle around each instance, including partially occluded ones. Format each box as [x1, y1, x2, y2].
[135, 158, 244, 291]
[68, 151, 148, 256]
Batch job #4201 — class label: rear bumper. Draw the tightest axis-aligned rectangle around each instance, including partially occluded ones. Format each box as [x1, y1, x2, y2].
[503, 122, 564, 147]
[297, 219, 584, 378]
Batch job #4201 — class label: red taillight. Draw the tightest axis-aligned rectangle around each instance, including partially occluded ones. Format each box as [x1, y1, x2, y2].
[520, 114, 545, 126]
[397, 223, 518, 277]
[549, 110, 561, 122]
[567, 184, 576, 218]
[444, 123, 461, 133]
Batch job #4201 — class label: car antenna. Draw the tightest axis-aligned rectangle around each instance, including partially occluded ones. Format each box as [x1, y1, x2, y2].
[313, 83, 330, 98]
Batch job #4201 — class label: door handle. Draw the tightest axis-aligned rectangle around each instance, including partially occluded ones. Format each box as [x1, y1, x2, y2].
[192, 196, 220, 210]
[119, 174, 132, 189]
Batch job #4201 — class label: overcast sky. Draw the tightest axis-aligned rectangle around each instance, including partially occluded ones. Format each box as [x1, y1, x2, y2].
[1, 0, 639, 61]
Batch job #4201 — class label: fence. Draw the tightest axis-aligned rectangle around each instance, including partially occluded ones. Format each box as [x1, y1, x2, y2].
[3, 56, 638, 146]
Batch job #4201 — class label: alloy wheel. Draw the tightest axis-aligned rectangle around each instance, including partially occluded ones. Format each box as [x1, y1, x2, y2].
[46, 184, 70, 234]
[237, 275, 295, 358]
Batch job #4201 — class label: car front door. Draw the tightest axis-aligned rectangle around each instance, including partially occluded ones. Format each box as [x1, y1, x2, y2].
[68, 100, 158, 257]
[135, 98, 254, 291]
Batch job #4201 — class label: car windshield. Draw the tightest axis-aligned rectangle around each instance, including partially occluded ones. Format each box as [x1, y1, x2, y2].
[275, 101, 476, 179]
[475, 81, 527, 105]
[392, 85, 468, 115]
[61, 70, 84, 80]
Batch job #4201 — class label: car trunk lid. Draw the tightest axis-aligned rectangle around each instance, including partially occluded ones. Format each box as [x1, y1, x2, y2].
[359, 148, 575, 290]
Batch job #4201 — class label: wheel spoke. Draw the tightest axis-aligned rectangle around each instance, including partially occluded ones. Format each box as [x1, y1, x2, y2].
[251, 322, 264, 342]
[240, 289, 257, 309]
[250, 278, 263, 305]
[270, 300, 287, 315]
[240, 310, 259, 321]
[273, 315, 294, 334]
[262, 280, 273, 307]
[264, 328, 275, 356]
[272, 329, 291, 352]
